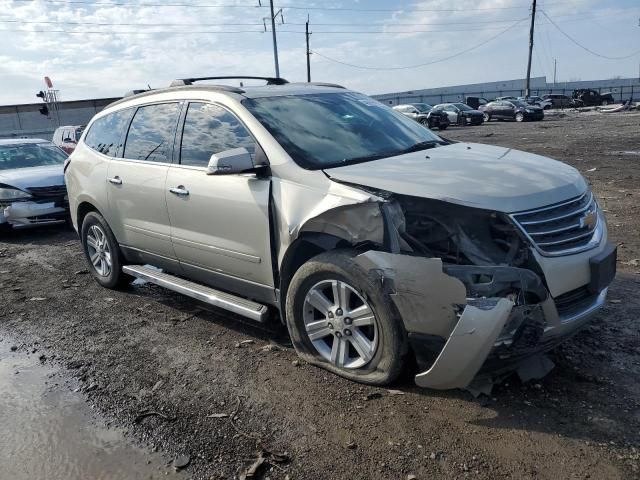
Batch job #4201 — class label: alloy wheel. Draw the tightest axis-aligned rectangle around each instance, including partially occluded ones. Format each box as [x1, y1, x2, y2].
[86, 224, 112, 277]
[302, 279, 378, 369]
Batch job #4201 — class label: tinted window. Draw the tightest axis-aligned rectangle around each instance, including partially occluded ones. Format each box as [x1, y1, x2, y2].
[85, 109, 133, 157]
[180, 103, 255, 167]
[123, 103, 180, 163]
[242, 92, 443, 170]
[0, 143, 67, 170]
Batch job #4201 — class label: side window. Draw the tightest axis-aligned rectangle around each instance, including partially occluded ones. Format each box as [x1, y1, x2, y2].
[84, 109, 133, 157]
[179, 102, 256, 167]
[123, 103, 181, 163]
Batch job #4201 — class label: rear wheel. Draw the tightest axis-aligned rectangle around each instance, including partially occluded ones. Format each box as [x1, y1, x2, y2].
[285, 251, 406, 386]
[81, 211, 131, 289]
[515, 112, 525, 122]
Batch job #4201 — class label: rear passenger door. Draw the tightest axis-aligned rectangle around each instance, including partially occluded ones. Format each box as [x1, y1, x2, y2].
[106, 102, 181, 264]
[165, 102, 274, 302]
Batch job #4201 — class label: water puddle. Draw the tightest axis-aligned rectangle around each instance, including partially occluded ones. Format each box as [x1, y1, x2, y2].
[0, 336, 182, 480]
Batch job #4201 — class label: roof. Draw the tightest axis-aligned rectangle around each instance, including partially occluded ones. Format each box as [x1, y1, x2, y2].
[106, 82, 347, 109]
[0, 138, 51, 145]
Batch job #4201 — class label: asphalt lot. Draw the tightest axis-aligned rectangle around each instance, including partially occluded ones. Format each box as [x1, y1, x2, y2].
[1, 111, 639, 479]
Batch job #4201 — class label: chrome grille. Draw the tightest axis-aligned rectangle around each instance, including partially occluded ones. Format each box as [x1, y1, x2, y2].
[510, 191, 600, 255]
[26, 185, 67, 197]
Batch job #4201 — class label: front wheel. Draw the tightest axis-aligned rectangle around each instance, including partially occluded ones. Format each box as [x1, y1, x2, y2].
[515, 112, 525, 122]
[418, 118, 430, 128]
[438, 124, 448, 130]
[285, 251, 406, 386]
[483, 112, 491, 122]
[81, 211, 131, 289]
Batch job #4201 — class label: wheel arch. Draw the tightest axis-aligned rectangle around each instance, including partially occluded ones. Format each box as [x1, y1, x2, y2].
[76, 201, 103, 234]
[278, 233, 352, 324]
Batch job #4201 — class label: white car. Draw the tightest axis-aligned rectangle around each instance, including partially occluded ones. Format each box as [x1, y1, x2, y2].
[0, 139, 69, 229]
[519, 96, 554, 110]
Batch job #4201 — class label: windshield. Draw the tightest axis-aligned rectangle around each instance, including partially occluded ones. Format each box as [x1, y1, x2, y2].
[512, 100, 528, 107]
[242, 92, 443, 169]
[413, 103, 433, 113]
[453, 103, 473, 111]
[0, 143, 67, 170]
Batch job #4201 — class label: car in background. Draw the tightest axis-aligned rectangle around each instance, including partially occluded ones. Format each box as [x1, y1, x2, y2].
[0, 139, 69, 230]
[433, 103, 484, 126]
[518, 96, 553, 110]
[53, 125, 85, 154]
[480, 100, 544, 122]
[393, 103, 450, 130]
[541, 94, 582, 109]
[572, 89, 615, 106]
[494, 96, 518, 102]
[465, 96, 489, 110]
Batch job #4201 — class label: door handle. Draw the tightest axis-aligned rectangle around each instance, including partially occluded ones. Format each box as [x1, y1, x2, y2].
[169, 186, 189, 196]
[107, 176, 122, 185]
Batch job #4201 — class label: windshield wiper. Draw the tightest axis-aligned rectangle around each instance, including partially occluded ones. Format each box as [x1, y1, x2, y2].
[397, 140, 441, 155]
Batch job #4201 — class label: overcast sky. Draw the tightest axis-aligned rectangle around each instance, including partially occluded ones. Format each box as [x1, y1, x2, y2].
[0, 0, 638, 105]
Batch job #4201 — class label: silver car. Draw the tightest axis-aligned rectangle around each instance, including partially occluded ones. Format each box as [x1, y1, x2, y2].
[65, 77, 616, 390]
[0, 138, 69, 229]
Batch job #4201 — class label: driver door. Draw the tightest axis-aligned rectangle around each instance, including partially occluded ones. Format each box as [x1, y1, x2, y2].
[165, 101, 275, 302]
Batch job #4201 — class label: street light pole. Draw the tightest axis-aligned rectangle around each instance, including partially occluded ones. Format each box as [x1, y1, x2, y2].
[269, 0, 280, 77]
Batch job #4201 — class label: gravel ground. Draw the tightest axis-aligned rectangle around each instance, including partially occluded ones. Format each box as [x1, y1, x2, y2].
[1, 111, 639, 479]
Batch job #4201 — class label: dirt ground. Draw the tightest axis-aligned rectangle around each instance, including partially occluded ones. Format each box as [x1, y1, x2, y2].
[1, 112, 639, 480]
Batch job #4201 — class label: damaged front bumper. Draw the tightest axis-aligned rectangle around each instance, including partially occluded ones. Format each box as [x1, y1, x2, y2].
[0, 200, 68, 228]
[354, 248, 615, 391]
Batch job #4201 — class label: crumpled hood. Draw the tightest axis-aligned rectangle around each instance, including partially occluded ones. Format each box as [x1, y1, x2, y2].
[324, 142, 587, 213]
[0, 165, 65, 191]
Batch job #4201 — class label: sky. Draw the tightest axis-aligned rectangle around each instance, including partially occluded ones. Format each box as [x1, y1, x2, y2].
[0, 0, 638, 105]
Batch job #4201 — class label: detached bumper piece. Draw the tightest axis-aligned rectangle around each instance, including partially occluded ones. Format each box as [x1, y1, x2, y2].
[415, 298, 514, 389]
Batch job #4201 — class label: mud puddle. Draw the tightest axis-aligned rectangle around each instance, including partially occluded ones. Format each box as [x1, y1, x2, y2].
[0, 336, 183, 480]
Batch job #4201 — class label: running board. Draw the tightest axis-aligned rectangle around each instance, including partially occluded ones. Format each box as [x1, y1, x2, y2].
[123, 265, 269, 322]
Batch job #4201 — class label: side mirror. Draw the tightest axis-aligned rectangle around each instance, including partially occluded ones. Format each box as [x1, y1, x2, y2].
[207, 147, 254, 175]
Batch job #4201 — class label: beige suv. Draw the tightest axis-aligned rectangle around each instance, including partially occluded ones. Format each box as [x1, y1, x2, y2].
[65, 77, 616, 390]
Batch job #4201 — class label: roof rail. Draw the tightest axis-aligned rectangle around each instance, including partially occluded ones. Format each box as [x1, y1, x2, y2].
[124, 89, 153, 97]
[170, 76, 289, 87]
[305, 82, 346, 89]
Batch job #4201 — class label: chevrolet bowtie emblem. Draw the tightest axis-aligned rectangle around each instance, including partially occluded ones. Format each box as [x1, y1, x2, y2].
[580, 210, 597, 229]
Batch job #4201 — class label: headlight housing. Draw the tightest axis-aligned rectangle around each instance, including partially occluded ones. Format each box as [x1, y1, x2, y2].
[0, 187, 32, 201]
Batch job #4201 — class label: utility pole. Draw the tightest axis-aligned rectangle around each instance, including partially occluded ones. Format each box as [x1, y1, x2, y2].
[269, 0, 280, 77]
[524, 0, 537, 98]
[553, 58, 557, 85]
[305, 15, 311, 82]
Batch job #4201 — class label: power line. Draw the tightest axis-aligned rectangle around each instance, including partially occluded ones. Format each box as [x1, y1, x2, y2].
[0, 28, 265, 34]
[311, 18, 527, 71]
[540, 10, 640, 60]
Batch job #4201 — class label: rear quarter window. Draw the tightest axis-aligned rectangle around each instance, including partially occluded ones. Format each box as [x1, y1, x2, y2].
[84, 109, 134, 157]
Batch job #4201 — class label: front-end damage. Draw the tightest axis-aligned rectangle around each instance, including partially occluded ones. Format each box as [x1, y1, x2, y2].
[0, 200, 67, 228]
[279, 180, 611, 390]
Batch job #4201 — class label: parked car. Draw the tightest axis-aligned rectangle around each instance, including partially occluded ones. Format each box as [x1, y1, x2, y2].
[0, 138, 69, 229]
[465, 96, 489, 110]
[541, 94, 581, 109]
[433, 102, 484, 126]
[65, 77, 615, 391]
[393, 103, 449, 130]
[53, 125, 85, 154]
[480, 100, 544, 122]
[517, 96, 553, 110]
[572, 89, 615, 106]
[494, 96, 518, 101]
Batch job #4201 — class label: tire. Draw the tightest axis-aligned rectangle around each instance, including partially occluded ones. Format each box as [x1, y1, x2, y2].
[285, 250, 406, 386]
[418, 118, 431, 129]
[438, 124, 448, 131]
[483, 112, 491, 122]
[81, 211, 131, 289]
[515, 112, 524, 122]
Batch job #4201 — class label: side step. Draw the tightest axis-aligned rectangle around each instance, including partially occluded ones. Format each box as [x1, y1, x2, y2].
[123, 265, 269, 322]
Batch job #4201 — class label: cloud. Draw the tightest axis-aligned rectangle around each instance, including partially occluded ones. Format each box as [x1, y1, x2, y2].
[0, 0, 636, 104]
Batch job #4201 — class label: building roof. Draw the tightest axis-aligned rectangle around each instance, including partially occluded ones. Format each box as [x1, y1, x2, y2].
[0, 138, 51, 145]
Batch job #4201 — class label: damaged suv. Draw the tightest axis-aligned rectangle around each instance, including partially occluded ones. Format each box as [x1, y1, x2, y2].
[65, 77, 616, 390]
